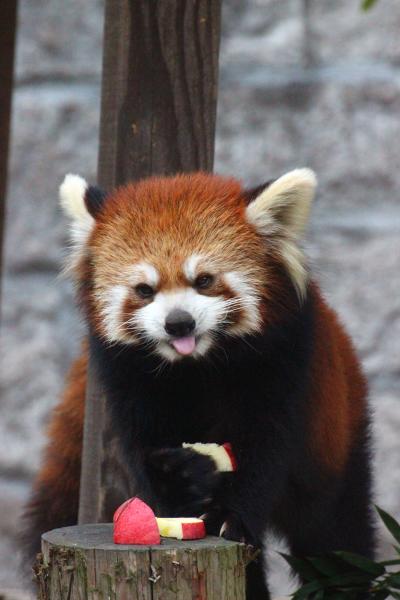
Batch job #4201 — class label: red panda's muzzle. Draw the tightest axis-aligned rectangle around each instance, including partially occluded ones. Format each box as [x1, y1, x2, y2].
[165, 308, 197, 356]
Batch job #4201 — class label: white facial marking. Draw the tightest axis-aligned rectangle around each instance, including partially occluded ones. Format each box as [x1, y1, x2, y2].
[224, 272, 262, 334]
[98, 262, 159, 344]
[183, 254, 204, 282]
[132, 288, 222, 338]
[128, 262, 160, 287]
[130, 288, 228, 361]
[99, 284, 131, 343]
[99, 270, 262, 359]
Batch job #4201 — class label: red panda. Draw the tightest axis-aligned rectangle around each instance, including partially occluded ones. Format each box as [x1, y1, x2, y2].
[23, 170, 373, 599]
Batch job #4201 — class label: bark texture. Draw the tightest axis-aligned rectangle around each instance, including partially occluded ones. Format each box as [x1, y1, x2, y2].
[35, 525, 246, 600]
[78, 0, 221, 524]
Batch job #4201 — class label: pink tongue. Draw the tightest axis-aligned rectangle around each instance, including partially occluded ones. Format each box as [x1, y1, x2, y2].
[171, 336, 196, 355]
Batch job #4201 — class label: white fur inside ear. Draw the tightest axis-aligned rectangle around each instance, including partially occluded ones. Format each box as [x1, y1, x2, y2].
[246, 168, 317, 302]
[59, 174, 95, 274]
[59, 173, 91, 222]
[245, 168, 317, 237]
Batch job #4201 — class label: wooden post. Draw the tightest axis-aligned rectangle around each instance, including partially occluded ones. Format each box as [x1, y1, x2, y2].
[0, 1, 17, 299]
[36, 525, 247, 600]
[79, 0, 221, 524]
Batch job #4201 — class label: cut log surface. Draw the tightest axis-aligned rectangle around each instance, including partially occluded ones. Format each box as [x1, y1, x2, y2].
[36, 524, 247, 600]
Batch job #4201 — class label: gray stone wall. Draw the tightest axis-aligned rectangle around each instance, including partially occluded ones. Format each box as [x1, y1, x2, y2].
[1, 0, 399, 596]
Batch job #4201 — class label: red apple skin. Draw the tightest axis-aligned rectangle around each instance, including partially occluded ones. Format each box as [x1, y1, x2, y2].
[113, 498, 131, 523]
[222, 442, 237, 471]
[113, 497, 161, 545]
[181, 520, 206, 540]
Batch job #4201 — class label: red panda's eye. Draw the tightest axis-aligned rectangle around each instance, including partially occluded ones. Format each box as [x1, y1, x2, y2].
[194, 274, 214, 290]
[135, 283, 155, 299]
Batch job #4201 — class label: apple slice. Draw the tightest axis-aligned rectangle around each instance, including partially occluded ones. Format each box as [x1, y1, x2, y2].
[182, 442, 237, 472]
[113, 498, 131, 523]
[156, 517, 206, 540]
[113, 497, 160, 545]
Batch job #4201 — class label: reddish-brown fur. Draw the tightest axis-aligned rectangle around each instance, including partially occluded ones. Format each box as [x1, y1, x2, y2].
[37, 291, 365, 511]
[307, 284, 368, 471]
[38, 174, 366, 495]
[77, 174, 268, 337]
[24, 172, 372, 591]
[26, 352, 86, 534]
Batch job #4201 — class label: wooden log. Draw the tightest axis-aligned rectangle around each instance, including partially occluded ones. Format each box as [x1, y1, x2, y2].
[79, 0, 222, 524]
[35, 525, 247, 600]
[97, 0, 221, 187]
[0, 0, 17, 301]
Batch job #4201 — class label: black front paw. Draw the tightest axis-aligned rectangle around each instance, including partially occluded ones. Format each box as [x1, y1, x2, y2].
[220, 513, 247, 544]
[146, 447, 220, 516]
[202, 508, 226, 536]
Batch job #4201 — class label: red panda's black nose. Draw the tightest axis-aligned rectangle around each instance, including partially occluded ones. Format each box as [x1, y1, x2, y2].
[165, 309, 196, 337]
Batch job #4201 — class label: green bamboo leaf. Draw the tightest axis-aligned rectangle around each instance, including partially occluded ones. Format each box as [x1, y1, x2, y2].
[309, 556, 345, 577]
[380, 559, 400, 566]
[312, 591, 324, 600]
[386, 573, 400, 589]
[376, 507, 400, 545]
[279, 553, 320, 582]
[292, 579, 325, 599]
[325, 591, 364, 600]
[334, 551, 385, 576]
[325, 595, 350, 600]
[389, 592, 400, 599]
[373, 591, 389, 600]
[361, 0, 379, 10]
[324, 572, 373, 587]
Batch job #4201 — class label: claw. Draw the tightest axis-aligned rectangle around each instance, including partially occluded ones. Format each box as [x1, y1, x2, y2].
[198, 513, 207, 520]
[219, 521, 228, 537]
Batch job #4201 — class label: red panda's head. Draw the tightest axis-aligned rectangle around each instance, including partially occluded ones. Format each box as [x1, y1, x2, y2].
[60, 170, 316, 361]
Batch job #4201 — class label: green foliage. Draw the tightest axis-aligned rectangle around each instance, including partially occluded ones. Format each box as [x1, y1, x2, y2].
[280, 506, 400, 599]
[375, 507, 400, 546]
[361, 0, 380, 10]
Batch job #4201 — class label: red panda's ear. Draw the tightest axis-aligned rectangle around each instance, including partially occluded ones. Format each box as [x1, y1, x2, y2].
[59, 174, 90, 221]
[59, 174, 107, 265]
[243, 180, 275, 205]
[59, 174, 107, 272]
[84, 185, 107, 218]
[59, 174, 106, 221]
[245, 169, 317, 302]
[245, 168, 317, 238]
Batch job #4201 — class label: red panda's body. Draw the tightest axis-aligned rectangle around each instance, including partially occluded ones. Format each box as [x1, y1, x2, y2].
[23, 171, 373, 599]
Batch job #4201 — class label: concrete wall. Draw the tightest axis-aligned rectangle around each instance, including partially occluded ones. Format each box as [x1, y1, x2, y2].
[1, 0, 399, 595]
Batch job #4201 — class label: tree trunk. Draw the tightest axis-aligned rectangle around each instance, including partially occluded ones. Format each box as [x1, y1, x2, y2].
[79, 0, 222, 525]
[0, 1, 17, 302]
[35, 525, 247, 600]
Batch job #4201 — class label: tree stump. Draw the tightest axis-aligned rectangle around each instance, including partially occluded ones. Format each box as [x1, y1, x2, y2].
[35, 524, 248, 600]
